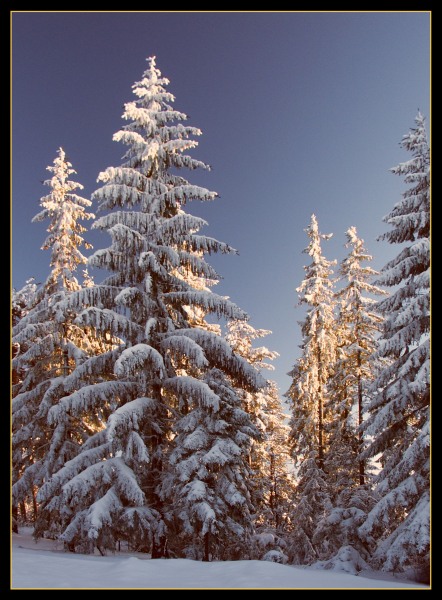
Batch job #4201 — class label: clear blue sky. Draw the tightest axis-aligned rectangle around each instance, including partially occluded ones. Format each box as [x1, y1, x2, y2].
[12, 11, 430, 396]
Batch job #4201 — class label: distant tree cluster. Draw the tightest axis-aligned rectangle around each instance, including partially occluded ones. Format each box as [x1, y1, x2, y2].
[285, 112, 430, 582]
[12, 58, 429, 582]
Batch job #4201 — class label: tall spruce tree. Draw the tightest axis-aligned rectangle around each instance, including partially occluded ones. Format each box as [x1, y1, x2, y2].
[37, 57, 264, 556]
[326, 226, 387, 490]
[285, 214, 336, 564]
[12, 149, 96, 527]
[359, 113, 430, 579]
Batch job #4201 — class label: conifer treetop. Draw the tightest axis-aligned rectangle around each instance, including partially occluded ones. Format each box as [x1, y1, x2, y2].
[32, 147, 95, 294]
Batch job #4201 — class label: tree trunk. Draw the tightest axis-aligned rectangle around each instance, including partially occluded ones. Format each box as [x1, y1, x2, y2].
[317, 348, 324, 470]
[32, 487, 38, 521]
[357, 351, 365, 485]
[12, 505, 18, 533]
[204, 532, 210, 562]
[62, 338, 69, 377]
[318, 393, 324, 470]
[269, 453, 275, 513]
[19, 501, 27, 522]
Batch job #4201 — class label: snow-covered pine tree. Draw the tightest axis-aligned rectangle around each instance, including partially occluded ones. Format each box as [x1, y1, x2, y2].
[312, 227, 386, 568]
[285, 214, 336, 564]
[325, 226, 387, 491]
[38, 57, 265, 557]
[226, 321, 294, 557]
[32, 148, 95, 295]
[359, 113, 430, 580]
[12, 278, 38, 531]
[12, 149, 96, 528]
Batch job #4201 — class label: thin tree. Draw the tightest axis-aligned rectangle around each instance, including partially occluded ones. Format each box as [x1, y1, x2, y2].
[286, 214, 336, 471]
[12, 149, 96, 527]
[285, 214, 336, 564]
[327, 226, 386, 489]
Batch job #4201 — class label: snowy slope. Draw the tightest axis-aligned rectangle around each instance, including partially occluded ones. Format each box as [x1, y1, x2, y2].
[12, 531, 425, 589]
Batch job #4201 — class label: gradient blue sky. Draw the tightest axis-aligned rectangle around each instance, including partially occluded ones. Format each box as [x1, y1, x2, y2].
[12, 11, 430, 396]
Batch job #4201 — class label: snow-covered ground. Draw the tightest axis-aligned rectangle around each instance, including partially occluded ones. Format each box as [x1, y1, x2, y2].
[12, 529, 426, 589]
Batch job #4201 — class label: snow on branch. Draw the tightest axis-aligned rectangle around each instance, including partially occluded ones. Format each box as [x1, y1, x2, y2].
[93, 211, 155, 236]
[163, 376, 220, 412]
[182, 234, 237, 256]
[195, 502, 217, 535]
[74, 307, 144, 342]
[49, 381, 139, 421]
[161, 335, 208, 369]
[112, 456, 146, 503]
[13, 321, 53, 345]
[177, 251, 220, 281]
[58, 285, 121, 313]
[168, 329, 266, 391]
[203, 439, 241, 466]
[359, 474, 423, 538]
[15, 333, 58, 364]
[37, 436, 111, 503]
[157, 213, 208, 239]
[107, 397, 156, 442]
[63, 349, 121, 390]
[163, 291, 247, 320]
[61, 457, 145, 507]
[85, 487, 123, 540]
[12, 380, 51, 416]
[114, 344, 165, 378]
[160, 185, 217, 206]
[12, 461, 43, 503]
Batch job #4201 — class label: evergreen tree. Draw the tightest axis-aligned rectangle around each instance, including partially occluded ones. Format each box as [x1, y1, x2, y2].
[359, 113, 430, 580]
[285, 214, 336, 564]
[327, 227, 385, 489]
[38, 57, 264, 556]
[12, 149, 96, 528]
[287, 215, 337, 470]
[32, 148, 94, 295]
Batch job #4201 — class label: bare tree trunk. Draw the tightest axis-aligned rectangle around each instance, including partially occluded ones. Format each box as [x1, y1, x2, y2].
[317, 349, 325, 470]
[318, 391, 324, 470]
[204, 532, 210, 562]
[12, 505, 18, 533]
[32, 488, 38, 521]
[62, 337, 69, 377]
[19, 501, 27, 522]
[357, 350, 365, 485]
[269, 453, 275, 523]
